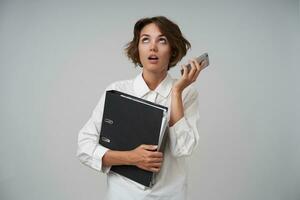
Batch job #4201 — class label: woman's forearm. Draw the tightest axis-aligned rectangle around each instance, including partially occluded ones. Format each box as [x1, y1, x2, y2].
[169, 89, 184, 127]
[102, 145, 163, 172]
[102, 150, 132, 167]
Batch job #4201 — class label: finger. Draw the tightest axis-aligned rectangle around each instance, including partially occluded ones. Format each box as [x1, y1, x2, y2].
[149, 151, 163, 158]
[150, 162, 162, 168]
[142, 144, 157, 151]
[181, 64, 189, 78]
[139, 165, 160, 173]
[188, 60, 197, 79]
[188, 66, 197, 79]
[193, 58, 201, 71]
[149, 167, 161, 173]
[190, 59, 202, 81]
[148, 156, 163, 163]
[192, 63, 201, 79]
[192, 68, 201, 82]
[150, 157, 163, 163]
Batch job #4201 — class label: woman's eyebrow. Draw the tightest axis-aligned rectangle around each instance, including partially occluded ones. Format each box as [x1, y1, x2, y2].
[140, 34, 166, 38]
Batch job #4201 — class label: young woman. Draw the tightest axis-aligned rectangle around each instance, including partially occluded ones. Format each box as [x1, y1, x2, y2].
[77, 16, 204, 200]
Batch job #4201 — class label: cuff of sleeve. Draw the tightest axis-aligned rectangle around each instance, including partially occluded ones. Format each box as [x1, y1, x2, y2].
[92, 145, 111, 174]
[169, 117, 190, 142]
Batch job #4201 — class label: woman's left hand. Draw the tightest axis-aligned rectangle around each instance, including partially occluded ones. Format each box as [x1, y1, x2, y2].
[173, 58, 204, 93]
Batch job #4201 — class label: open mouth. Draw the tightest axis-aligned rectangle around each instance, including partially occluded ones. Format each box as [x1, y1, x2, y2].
[148, 55, 159, 60]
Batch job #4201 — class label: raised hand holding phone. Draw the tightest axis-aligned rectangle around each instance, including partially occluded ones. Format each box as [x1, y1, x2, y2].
[180, 53, 210, 75]
[173, 53, 209, 93]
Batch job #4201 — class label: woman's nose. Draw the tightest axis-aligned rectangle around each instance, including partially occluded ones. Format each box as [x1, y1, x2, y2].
[150, 41, 158, 51]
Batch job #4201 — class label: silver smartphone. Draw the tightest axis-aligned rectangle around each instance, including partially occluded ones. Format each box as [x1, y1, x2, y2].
[180, 53, 210, 75]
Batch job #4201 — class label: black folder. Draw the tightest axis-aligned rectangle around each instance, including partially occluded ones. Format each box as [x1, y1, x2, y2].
[99, 90, 169, 187]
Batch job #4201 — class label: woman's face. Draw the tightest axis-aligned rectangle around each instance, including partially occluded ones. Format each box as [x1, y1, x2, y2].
[138, 23, 171, 74]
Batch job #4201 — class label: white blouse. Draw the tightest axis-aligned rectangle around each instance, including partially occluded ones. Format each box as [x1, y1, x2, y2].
[77, 72, 200, 200]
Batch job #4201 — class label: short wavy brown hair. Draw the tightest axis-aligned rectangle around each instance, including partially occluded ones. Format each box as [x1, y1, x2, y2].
[124, 16, 191, 70]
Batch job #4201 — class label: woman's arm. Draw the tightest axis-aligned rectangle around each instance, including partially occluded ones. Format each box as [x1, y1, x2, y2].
[77, 86, 112, 173]
[102, 144, 163, 173]
[167, 58, 204, 157]
[169, 90, 184, 127]
[169, 58, 202, 126]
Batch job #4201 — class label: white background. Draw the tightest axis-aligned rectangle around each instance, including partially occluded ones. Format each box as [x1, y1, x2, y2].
[1, 0, 299, 199]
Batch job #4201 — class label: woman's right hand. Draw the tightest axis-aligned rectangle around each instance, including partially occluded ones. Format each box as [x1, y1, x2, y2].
[129, 144, 163, 173]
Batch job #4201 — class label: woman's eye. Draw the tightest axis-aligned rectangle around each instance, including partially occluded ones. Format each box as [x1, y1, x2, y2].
[159, 38, 167, 43]
[141, 37, 167, 44]
[141, 38, 149, 43]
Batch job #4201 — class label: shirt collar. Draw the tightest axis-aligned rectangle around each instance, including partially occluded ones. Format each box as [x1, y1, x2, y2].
[133, 72, 173, 98]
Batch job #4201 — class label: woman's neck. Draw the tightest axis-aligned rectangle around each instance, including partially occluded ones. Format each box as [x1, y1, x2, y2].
[142, 70, 167, 91]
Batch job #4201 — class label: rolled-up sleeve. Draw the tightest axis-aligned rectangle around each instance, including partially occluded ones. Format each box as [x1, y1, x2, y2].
[76, 85, 113, 173]
[168, 85, 200, 158]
